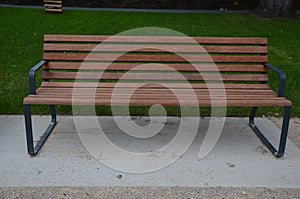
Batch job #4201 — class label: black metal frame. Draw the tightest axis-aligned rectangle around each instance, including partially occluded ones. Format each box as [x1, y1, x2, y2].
[24, 60, 57, 156]
[249, 63, 291, 158]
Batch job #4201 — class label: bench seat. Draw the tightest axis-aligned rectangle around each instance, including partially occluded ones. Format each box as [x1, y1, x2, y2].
[24, 82, 291, 107]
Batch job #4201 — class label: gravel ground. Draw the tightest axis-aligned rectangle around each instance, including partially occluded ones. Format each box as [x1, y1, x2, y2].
[1, 187, 300, 199]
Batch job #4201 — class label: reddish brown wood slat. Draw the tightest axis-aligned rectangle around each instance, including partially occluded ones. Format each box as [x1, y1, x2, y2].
[40, 82, 271, 90]
[44, 44, 268, 54]
[44, 62, 267, 72]
[23, 96, 291, 107]
[43, 53, 268, 63]
[36, 88, 276, 96]
[42, 71, 268, 81]
[34, 92, 278, 100]
[44, 35, 268, 45]
[28, 94, 281, 103]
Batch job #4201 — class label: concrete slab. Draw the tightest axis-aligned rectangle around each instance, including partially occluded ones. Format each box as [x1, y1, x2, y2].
[0, 115, 300, 188]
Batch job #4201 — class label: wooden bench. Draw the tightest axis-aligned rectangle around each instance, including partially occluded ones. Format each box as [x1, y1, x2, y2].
[23, 34, 292, 157]
[44, 0, 63, 13]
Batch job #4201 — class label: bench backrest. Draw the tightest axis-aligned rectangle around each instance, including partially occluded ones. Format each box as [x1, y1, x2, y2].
[42, 35, 268, 87]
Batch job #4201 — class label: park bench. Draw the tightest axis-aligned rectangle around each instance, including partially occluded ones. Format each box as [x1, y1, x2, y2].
[44, 0, 63, 13]
[23, 34, 291, 157]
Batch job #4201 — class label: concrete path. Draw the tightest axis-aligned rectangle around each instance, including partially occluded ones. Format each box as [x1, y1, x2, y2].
[0, 115, 300, 188]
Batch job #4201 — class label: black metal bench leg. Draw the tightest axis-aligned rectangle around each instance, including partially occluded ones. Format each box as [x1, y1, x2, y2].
[24, 104, 57, 156]
[249, 106, 291, 158]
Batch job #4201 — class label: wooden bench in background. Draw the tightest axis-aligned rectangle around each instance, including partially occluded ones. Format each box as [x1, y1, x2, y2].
[23, 35, 291, 157]
[44, 0, 63, 13]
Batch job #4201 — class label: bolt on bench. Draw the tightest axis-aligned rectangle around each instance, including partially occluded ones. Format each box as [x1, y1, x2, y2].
[23, 35, 291, 157]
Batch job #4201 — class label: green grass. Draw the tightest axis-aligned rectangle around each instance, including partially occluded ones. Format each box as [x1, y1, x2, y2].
[0, 7, 299, 117]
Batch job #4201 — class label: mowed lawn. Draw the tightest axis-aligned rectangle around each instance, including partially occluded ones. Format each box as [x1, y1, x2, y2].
[0, 7, 299, 116]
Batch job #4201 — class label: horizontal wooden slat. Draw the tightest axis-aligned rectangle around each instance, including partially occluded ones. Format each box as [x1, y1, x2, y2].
[44, 53, 268, 63]
[23, 96, 291, 107]
[44, 0, 62, 3]
[35, 93, 277, 100]
[45, 8, 63, 12]
[36, 91, 278, 102]
[44, 44, 268, 54]
[42, 71, 268, 82]
[36, 87, 276, 96]
[30, 93, 280, 103]
[44, 35, 268, 45]
[44, 62, 267, 72]
[44, 4, 62, 7]
[40, 82, 271, 90]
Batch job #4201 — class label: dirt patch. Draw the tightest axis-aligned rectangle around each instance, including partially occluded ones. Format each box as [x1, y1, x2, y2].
[256, 145, 269, 155]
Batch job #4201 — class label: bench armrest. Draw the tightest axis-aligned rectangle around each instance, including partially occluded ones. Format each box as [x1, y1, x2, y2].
[264, 63, 286, 97]
[29, 60, 47, 94]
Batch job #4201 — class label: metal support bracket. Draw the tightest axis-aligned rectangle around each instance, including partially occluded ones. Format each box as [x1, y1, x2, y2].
[264, 63, 286, 97]
[250, 63, 291, 157]
[29, 60, 47, 94]
[249, 106, 291, 158]
[24, 104, 57, 156]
